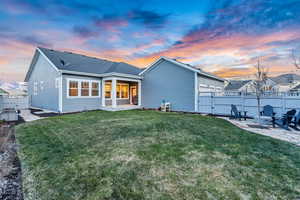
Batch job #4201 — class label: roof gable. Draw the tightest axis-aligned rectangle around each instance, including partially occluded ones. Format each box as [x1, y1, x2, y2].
[139, 57, 224, 82]
[225, 80, 251, 90]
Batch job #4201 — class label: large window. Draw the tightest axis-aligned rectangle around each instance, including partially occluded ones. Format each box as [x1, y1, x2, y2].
[117, 83, 129, 99]
[81, 81, 90, 96]
[105, 82, 112, 99]
[105, 82, 129, 99]
[67, 79, 100, 98]
[92, 82, 99, 96]
[69, 81, 79, 96]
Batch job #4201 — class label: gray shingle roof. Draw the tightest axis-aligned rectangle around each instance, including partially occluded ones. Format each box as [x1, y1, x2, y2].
[291, 83, 300, 91]
[224, 80, 251, 91]
[270, 73, 300, 85]
[39, 47, 142, 76]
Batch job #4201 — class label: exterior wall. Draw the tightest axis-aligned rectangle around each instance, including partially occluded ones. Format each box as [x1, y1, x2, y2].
[198, 75, 224, 92]
[142, 60, 195, 112]
[28, 53, 60, 111]
[61, 74, 102, 113]
[105, 99, 130, 106]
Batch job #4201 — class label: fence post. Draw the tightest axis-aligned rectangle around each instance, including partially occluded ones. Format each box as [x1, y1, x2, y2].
[211, 92, 214, 115]
[282, 93, 286, 114]
[241, 92, 245, 112]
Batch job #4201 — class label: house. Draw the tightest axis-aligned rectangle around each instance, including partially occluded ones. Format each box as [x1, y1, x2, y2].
[225, 78, 278, 94]
[25, 47, 224, 113]
[224, 80, 252, 93]
[0, 88, 8, 96]
[270, 73, 300, 92]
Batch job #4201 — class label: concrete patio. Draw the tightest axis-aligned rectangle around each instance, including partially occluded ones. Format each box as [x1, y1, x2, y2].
[221, 117, 300, 146]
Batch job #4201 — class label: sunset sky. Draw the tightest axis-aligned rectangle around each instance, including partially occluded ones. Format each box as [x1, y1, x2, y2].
[0, 0, 300, 81]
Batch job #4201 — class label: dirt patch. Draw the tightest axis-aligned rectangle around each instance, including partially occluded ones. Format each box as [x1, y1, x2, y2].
[0, 123, 23, 200]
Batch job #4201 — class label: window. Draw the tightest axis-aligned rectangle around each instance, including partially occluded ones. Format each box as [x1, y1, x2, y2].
[92, 82, 99, 96]
[33, 82, 38, 95]
[40, 81, 44, 91]
[105, 82, 111, 99]
[81, 81, 90, 96]
[69, 81, 79, 96]
[117, 83, 129, 99]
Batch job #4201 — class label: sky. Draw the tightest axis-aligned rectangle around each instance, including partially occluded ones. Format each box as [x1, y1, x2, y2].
[0, 0, 300, 82]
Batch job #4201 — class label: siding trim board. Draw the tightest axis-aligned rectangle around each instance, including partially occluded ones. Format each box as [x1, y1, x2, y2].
[59, 73, 63, 113]
[140, 56, 225, 82]
[61, 70, 142, 80]
[194, 72, 198, 112]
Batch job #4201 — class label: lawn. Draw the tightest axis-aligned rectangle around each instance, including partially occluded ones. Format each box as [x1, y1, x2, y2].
[16, 110, 300, 200]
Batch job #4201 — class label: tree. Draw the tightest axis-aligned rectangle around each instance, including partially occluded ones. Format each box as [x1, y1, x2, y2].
[251, 58, 269, 124]
[292, 50, 300, 69]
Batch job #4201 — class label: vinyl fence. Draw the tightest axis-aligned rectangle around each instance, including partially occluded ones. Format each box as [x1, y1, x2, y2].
[0, 95, 29, 111]
[198, 92, 300, 117]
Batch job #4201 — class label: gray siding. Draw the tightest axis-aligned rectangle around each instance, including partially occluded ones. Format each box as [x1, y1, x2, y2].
[28, 53, 60, 111]
[142, 60, 195, 112]
[61, 75, 102, 113]
[105, 99, 130, 106]
[198, 75, 224, 88]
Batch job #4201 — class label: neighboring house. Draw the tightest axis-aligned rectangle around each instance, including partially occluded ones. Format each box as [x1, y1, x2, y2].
[270, 73, 300, 92]
[25, 47, 224, 113]
[0, 88, 8, 96]
[225, 78, 278, 94]
[224, 80, 252, 93]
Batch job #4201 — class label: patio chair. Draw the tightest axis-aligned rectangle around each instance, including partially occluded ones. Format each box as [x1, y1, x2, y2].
[274, 109, 297, 130]
[230, 104, 247, 120]
[290, 110, 300, 129]
[260, 105, 276, 127]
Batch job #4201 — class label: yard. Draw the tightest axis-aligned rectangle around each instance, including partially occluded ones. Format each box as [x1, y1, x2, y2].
[16, 110, 300, 200]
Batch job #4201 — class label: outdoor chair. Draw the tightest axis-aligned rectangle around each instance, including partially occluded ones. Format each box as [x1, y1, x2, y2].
[290, 110, 300, 129]
[230, 104, 247, 120]
[260, 105, 276, 127]
[274, 109, 297, 130]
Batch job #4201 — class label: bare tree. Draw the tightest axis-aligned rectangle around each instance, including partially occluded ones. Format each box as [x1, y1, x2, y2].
[292, 50, 300, 69]
[251, 58, 269, 124]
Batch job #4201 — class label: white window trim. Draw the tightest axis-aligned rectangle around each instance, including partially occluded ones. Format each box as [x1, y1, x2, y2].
[104, 82, 130, 100]
[117, 83, 130, 100]
[91, 81, 100, 97]
[66, 78, 100, 98]
[104, 81, 112, 100]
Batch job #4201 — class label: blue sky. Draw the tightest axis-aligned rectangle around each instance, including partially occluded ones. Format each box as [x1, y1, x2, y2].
[0, 0, 300, 81]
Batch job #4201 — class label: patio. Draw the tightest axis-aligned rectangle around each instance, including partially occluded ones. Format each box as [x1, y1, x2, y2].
[221, 117, 300, 146]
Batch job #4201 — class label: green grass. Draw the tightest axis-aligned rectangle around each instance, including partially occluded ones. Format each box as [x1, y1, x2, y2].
[16, 110, 300, 200]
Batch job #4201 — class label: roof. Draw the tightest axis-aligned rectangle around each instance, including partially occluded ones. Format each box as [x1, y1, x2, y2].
[0, 88, 8, 95]
[37, 47, 142, 76]
[270, 73, 300, 85]
[140, 56, 225, 82]
[224, 80, 251, 91]
[290, 83, 300, 91]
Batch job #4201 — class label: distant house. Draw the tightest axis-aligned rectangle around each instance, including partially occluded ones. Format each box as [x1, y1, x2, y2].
[270, 73, 300, 92]
[25, 47, 224, 113]
[0, 88, 8, 96]
[225, 73, 300, 94]
[224, 80, 252, 93]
